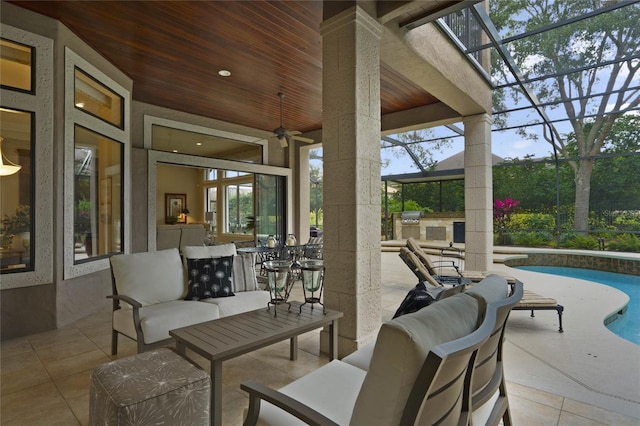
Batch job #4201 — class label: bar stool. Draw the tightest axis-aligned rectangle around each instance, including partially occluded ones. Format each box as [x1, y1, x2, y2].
[299, 259, 325, 314]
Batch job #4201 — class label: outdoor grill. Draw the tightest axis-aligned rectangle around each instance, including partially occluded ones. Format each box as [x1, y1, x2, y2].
[401, 211, 421, 224]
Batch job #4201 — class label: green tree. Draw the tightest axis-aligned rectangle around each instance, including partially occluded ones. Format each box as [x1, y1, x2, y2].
[382, 129, 453, 171]
[587, 114, 640, 211]
[309, 164, 323, 227]
[491, 1, 640, 232]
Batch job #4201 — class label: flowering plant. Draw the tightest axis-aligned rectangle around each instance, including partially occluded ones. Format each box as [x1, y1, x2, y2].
[494, 198, 519, 230]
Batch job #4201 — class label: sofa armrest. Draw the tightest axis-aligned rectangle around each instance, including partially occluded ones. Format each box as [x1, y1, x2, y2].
[108, 294, 142, 308]
[107, 294, 145, 349]
[241, 380, 339, 426]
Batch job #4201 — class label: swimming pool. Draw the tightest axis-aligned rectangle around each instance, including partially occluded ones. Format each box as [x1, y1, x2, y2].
[516, 266, 640, 345]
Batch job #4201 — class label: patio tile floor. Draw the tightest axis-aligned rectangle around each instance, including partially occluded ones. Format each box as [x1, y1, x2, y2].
[1, 251, 638, 425]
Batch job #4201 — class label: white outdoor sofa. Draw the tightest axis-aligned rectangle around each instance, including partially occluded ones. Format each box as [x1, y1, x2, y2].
[109, 243, 270, 354]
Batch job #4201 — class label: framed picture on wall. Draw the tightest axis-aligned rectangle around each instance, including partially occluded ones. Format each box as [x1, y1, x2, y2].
[165, 193, 187, 224]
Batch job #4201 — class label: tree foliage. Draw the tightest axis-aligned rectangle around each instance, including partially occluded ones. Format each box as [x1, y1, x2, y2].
[490, 0, 640, 231]
[382, 129, 453, 171]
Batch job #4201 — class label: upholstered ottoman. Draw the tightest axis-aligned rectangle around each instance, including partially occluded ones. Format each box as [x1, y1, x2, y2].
[89, 348, 210, 425]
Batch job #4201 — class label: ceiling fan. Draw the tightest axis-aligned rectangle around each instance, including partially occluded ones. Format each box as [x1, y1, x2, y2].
[271, 92, 314, 148]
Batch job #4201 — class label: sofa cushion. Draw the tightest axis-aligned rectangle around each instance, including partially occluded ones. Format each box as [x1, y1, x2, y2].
[341, 342, 375, 371]
[254, 360, 366, 426]
[185, 256, 235, 300]
[200, 290, 270, 317]
[110, 248, 185, 307]
[350, 293, 480, 426]
[113, 300, 220, 344]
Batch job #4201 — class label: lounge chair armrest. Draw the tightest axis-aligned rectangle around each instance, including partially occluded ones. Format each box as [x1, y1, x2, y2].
[432, 259, 459, 270]
[241, 380, 339, 426]
[107, 294, 142, 308]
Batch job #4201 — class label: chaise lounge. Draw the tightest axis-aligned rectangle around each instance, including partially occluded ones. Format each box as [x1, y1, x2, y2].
[401, 238, 564, 333]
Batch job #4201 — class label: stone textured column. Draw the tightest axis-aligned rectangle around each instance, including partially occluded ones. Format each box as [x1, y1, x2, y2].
[463, 113, 493, 271]
[320, 6, 383, 357]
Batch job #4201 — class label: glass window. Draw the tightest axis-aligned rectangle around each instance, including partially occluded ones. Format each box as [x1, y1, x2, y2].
[205, 187, 217, 237]
[151, 124, 262, 163]
[74, 68, 124, 129]
[0, 108, 33, 273]
[225, 182, 253, 234]
[205, 168, 217, 181]
[74, 125, 122, 262]
[0, 39, 33, 92]
[225, 170, 250, 178]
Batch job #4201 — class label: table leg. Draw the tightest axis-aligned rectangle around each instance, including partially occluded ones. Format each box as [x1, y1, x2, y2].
[289, 336, 298, 361]
[329, 319, 339, 360]
[210, 360, 222, 426]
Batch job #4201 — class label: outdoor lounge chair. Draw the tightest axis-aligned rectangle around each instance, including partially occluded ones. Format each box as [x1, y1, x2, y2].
[513, 289, 564, 332]
[404, 237, 517, 285]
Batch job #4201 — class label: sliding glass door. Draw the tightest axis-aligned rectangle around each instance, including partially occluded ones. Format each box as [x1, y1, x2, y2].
[254, 174, 286, 245]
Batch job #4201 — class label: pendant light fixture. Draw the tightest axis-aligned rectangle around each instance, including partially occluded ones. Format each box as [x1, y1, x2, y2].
[0, 137, 21, 176]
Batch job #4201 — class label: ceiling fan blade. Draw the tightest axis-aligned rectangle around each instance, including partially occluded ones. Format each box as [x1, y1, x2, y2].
[291, 135, 315, 143]
[278, 135, 288, 148]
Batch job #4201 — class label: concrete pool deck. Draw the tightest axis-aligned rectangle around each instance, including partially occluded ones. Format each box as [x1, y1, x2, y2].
[381, 243, 640, 420]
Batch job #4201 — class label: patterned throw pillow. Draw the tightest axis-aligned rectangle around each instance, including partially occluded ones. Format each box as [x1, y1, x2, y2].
[185, 256, 235, 300]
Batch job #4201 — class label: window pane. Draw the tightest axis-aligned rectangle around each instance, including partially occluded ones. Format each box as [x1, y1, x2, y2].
[152, 125, 262, 163]
[0, 39, 33, 92]
[206, 168, 217, 181]
[206, 187, 217, 237]
[74, 68, 124, 128]
[0, 109, 33, 273]
[74, 125, 122, 262]
[225, 183, 253, 234]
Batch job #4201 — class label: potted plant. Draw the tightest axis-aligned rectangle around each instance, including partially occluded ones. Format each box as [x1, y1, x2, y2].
[1, 205, 31, 250]
[166, 215, 178, 225]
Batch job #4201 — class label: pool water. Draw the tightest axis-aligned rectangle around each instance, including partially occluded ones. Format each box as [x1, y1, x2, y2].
[516, 266, 640, 345]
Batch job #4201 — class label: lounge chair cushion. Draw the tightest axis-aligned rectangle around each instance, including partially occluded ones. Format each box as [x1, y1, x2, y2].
[400, 247, 441, 287]
[406, 237, 436, 273]
[110, 248, 186, 307]
[350, 293, 480, 425]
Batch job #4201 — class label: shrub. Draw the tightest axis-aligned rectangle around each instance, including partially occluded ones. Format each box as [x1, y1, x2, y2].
[561, 234, 598, 250]
[507, 212, 555, 231]
[607, 234, 640, 253]
[512, 231, 554, 247]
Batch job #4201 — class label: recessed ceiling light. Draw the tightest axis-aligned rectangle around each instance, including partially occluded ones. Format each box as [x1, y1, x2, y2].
[196, 142, 202, 146]
[172, 149, 178, 153]
[218, 69, 231, 77]
[75, 102, 85, 108]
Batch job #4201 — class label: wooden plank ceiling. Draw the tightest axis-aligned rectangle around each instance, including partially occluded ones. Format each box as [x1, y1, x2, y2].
[11, 0, 439, 136]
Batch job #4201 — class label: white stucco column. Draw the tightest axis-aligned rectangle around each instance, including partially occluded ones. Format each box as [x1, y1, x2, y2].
[463, 113, 493, 271]
[320, 6, 383, 356]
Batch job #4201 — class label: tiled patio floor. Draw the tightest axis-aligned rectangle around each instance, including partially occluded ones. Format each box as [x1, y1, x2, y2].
[1, 251, 639, 425]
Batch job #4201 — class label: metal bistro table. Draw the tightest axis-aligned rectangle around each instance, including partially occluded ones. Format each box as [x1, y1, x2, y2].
[170, 302, 343, 426]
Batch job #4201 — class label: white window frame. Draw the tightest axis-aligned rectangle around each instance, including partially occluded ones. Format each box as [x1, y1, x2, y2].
[0, 25, 54, 290]
[63, 48, 131, 279]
